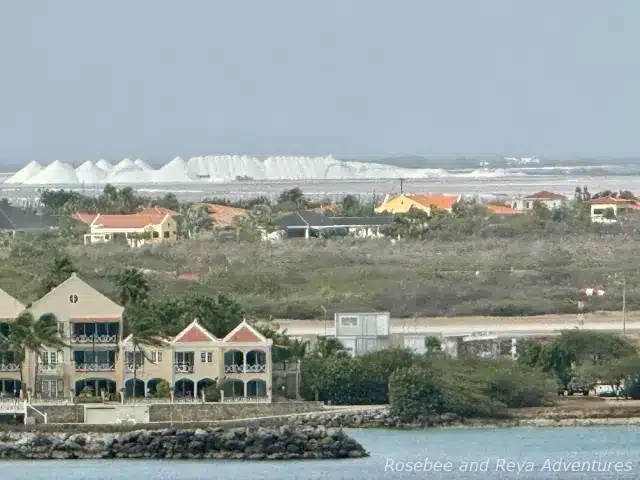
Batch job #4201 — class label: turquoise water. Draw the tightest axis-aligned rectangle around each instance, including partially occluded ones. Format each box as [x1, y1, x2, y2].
[2, 427, 640, 479]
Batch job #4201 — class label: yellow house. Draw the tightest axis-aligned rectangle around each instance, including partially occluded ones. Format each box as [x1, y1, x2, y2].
[84, 212, 178, 247]
[375, 193, 461, 215]
[588, 196, 640, 223]
[121, 319, 273, 402]
[0, 273, 125, 399]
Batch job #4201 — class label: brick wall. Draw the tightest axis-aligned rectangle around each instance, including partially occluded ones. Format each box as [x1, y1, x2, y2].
[148, 401, 325, 423]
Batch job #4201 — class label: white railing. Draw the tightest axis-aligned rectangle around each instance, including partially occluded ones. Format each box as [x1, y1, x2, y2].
[124, 363, 144, 373]
[224, 364, 266, 373]
[0, 399, 23, 414]
[0, 363, 19, 372]
[221, 396, 270, 403]
[174, 364, 194, 373]
[75, 363, 115, 372]
[39, 364, 62, 375]
[72, 334, 117, 344]
[31, 398, 70, 405]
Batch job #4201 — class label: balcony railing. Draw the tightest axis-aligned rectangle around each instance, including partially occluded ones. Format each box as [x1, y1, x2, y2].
[221, 396, 270, 403]
[39, 364, 62, 375]
[0, 363, 19, 372]
[75, 363, 116, 372]
[224, 364, 267, 374]
[125, 363, 144, 373]
[174, 363, 194, 374]
[72, 334, 117, 344]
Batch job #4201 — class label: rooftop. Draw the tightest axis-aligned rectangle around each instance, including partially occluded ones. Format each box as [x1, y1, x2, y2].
[523, 191, 567, 200]
[193, 203, 245, 227]
[407, 194, 459, 209]
[91, 213, 168, 229]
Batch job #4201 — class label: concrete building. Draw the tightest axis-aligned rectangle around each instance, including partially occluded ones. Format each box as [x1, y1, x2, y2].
[333, 312, 391, 356]
[512, 191, 567, 211]
[82, 212, 178, 247]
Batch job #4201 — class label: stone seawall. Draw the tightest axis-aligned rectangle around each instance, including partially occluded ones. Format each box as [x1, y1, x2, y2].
[148, 401, 325, 423]
[28, 402, 325, 425]
[0, 425, 368, 460]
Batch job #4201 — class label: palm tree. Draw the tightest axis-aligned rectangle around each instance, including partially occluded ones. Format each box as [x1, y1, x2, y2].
[41, 256, 76, 296]
[2, 312, 66, 398]
[178, 205, 214, 238]
[114, 267, 150, 306]
[122, 302, 165, 398]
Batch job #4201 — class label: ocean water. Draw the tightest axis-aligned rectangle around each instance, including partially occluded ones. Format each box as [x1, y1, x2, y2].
[2, 427, 639, 479]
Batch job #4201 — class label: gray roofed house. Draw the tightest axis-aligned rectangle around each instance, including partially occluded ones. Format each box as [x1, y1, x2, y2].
[0, 203, 59, 232]
[278, 210, 393, 238]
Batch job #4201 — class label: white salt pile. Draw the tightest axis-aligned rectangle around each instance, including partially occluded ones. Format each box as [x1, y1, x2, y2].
[134, 158, 153, 171]
[96, 159, 113, 172]
[3, 160, 43, 184]
[111, 158, 137, 173]
[24, 160, 79, 185]
[76, 160, 108, 184]
[153, 156, 194, 183]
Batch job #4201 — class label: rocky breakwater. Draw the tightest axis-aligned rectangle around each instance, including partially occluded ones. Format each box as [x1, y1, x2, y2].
[0, 425, 368, 460]
[290, 408, 504, 429]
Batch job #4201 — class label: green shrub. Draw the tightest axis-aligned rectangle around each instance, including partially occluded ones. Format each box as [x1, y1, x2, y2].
[154, 380, 171, 399]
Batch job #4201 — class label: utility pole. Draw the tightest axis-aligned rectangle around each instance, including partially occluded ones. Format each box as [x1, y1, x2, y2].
[399, 178, 406, 194]
[321, 306, 327, 337]
[615, 275, 627, 335]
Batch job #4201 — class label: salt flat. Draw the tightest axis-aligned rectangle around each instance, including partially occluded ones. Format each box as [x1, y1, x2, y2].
[0, 174, 636, 202]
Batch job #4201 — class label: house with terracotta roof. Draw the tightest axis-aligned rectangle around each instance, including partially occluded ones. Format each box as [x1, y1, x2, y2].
[138, 206, 178, 216]
[484, 202, 520, 216]
[374, 193, 461, 215]
[587, 196, 640, 223]
[512, 191, 567, 211]
[192, 203, 246, 228]
[121, 319, 273, 401]
[84, 212, 177, 247]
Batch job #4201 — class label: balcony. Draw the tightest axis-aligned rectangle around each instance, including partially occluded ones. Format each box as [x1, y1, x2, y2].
[0, 363, 19, 372]
[125, 363, 144, 374]
[72, 334, 117, 344]
[224, 364, 267, 374]
[75, 363, 116, 372]
[174, 363, 194, 374]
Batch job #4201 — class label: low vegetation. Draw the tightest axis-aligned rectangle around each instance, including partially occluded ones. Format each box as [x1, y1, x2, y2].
[297, 331, 640, 421]
[2, 184, 639, 319]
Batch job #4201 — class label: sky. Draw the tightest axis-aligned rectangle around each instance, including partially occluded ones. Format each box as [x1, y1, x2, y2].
[0, 1, 638, 164]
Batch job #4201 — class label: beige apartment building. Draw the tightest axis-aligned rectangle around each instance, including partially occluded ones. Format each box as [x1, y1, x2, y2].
[122, 319, 273, 401]
[0, 272, 124, 399]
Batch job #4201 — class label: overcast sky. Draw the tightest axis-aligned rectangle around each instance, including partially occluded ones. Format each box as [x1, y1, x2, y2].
[0, 1, 637, 164]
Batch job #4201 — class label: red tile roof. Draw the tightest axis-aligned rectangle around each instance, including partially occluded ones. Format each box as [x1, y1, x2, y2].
[91, 213, 167, 229]
[588, 196, 636, 205]
[139, 206, 178, 216]
[485, 203, 520, 215]
[226, 324, 263, 343]
[408, 194, 459, 210]
[72, 212, 98, 224]
[193, 203, 246, 227]
[176, 326, 211, 342]
[524, 191, 566, 200]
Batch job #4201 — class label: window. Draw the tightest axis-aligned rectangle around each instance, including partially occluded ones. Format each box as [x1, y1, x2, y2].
[69, 294, 78, 304]
[40, 351, 61, 365]
[524, 201, 530, 209]
[340, 316, 358, 327]
[200, 351, 213, 363]
[125, 351, 144, 365]
[152, 231, 159, 238]
[151, 351, 163, 363]
[163, 231, 170, 238]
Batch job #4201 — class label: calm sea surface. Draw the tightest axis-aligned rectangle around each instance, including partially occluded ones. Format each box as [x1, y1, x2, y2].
[2, 427, 639, 479]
